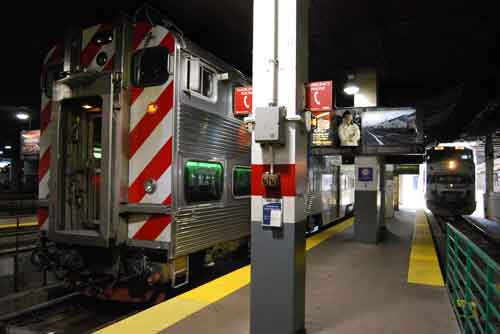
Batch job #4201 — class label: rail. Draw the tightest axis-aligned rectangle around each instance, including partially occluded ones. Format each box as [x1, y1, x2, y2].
[0, 215, 46, 294]
[446, 223, 500, 333]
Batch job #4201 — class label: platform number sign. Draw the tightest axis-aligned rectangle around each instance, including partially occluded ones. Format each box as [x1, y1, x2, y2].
[358, 167, 373, 182]
[233, 86, 253, 116]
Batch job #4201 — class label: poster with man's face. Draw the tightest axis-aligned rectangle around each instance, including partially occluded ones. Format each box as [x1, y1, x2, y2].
[334, 109, 361, 147]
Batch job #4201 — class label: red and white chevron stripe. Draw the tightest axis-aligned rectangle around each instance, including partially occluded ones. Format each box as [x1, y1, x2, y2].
[38, 45, 62, 230]
[127, 24, 175, 243]
[81, 24, 116, 71]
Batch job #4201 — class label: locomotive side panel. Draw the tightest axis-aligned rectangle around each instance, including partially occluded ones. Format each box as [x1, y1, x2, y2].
[171, 49, 251, 258]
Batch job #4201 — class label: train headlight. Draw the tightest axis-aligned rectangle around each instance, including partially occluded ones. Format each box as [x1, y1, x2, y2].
[96, 52, 108, 66]
[448, 160, 457, 170]
[144, 179, 157, 194]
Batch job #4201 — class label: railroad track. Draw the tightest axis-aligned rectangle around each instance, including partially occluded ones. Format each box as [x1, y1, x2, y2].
[0, 292, 144, 334]
[429, 212, 500, 264]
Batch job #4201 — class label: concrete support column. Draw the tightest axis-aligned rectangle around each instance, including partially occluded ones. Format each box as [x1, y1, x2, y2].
[394, 175, 400, 211]
[250, 1, 309, 333]
[485, 134, 494, 219]
[385, 165, 395, 219]
[354, 156, 382, 243]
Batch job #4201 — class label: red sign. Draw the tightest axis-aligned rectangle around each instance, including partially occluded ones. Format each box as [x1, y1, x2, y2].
[305, 81, 333, 111]
[233, 86, 253, 116]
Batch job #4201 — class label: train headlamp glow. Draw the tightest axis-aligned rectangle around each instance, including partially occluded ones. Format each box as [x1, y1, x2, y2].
[144, 179, 157, 194]
[96, 52, 108, 66]
[448, 160, 457, 170]
[434, 146, 444, 150]
[147, 103, 159, 114]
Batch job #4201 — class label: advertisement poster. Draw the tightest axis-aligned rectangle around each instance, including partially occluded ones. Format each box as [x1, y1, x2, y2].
[20, 130, 40, 157]
[362, 109, 418, 146]
[311, 111, 333, 146]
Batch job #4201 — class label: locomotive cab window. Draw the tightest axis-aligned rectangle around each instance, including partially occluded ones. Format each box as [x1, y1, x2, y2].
[185, 161, 224, 203]
[233, 166, 251, 197]
[132, 46, 170, 87]
[185, 57, 217, 101]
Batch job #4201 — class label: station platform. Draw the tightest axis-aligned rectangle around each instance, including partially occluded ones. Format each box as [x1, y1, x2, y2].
[97, 209, 459, 334]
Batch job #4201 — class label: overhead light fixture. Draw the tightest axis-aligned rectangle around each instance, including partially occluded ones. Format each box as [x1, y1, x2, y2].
[16, 112, 30, 120]
[5, 145, 12, 150]
[0, 150, 3, 155]
[343, 74, 360, 95]
[82, 104, 93, 110]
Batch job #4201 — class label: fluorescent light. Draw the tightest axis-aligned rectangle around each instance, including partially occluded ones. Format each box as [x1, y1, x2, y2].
[4, 145, 12, 150]
[343, 83, 360, 95]
[16, 112, 30, 120]
[0, 150, 3, 155]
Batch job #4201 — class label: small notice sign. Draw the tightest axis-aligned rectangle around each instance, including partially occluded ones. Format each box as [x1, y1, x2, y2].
[262, 198, 283, 228]
[305, 81, 333, 111]
[233, 86, 253, 116]
[358, 167, 374, 182]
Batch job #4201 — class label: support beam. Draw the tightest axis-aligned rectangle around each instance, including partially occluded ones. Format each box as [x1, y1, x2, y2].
[354, 156, 382, 243]
[250, 1, 309, 333]
[484, 134, 494, 218]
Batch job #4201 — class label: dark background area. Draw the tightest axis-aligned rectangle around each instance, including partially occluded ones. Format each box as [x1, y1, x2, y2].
[0, 0, 499, 156]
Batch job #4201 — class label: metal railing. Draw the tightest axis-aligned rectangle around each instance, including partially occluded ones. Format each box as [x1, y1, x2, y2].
[446, 223, 500, 333]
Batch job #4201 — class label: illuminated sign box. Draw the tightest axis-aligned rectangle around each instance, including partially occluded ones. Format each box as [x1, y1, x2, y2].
[20, 130, 40, 158]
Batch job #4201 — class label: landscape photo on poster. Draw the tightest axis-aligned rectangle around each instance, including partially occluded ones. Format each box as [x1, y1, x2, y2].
[361, 109, 418, 146]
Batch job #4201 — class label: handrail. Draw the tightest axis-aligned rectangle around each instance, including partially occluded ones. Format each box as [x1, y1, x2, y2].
[446, 223, 500, 334]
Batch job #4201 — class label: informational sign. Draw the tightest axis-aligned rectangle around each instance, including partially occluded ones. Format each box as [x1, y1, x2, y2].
[358, 167, 374, 182]
[311, 111, 333, 146]
[356, 162, 378, 191]
[305, 81, 333, 112]
[20, 130, 40, 157]
[262, 198, 283, 228]
[233, 86, 253, 116]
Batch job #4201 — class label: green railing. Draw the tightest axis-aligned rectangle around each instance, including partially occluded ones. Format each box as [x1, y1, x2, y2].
[446, 223, 500, 334]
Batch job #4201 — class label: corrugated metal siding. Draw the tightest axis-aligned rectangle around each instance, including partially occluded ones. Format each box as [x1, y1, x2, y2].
[305, 191, 322, 216]
[173, 105, 251, 256]
[177, 106, 250, 156]
[174, 202, 250, 256]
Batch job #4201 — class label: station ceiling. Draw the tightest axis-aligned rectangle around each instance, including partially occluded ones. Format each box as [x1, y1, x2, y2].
[1, 0, 499, 156]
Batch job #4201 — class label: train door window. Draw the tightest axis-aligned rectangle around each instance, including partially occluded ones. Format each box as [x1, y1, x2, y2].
[233, 166, 251, 198]
[131, 46, 170, 87]
[185, 161, 224, 203]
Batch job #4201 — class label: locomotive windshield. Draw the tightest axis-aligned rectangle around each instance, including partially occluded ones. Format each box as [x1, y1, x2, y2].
[431, 175, 473, 184]
[132, 46, 170, 87]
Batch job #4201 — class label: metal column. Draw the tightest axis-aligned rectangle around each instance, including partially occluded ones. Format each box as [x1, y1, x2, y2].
[250, 1, 309, 333]
[354, 156, 382, 243]
[484, 134, 494, 218]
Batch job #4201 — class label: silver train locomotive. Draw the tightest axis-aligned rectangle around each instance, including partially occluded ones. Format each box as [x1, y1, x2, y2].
[33, 8, 354, 302]
[425, 146, 476, 216]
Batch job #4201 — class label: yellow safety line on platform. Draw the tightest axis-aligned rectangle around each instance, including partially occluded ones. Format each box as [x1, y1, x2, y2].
[0, 218, 38, 229]
[407, 210, 444, 287]
[96, 218, 354, 334]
